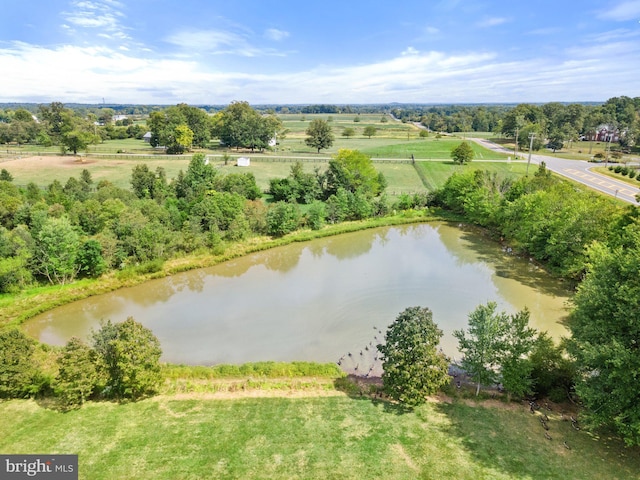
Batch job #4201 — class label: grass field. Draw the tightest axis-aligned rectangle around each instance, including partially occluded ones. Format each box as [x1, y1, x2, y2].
[1, 395, 638, 480]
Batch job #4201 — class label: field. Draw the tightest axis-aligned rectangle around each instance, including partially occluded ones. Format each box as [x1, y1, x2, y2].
[1, 394, 638, 480]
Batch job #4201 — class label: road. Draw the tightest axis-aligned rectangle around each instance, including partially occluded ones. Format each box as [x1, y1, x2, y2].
[471, 138, 640, 205]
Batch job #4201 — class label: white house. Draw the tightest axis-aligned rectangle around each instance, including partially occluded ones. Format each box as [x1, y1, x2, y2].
[142, 131, 152, 143]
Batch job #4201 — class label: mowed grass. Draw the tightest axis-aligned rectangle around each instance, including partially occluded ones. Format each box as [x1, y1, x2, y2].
[0, 155, 526, 195]
[1, 397, 638, 480]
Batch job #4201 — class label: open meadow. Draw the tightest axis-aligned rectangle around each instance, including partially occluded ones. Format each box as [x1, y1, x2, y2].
[1, 393, 638, 480]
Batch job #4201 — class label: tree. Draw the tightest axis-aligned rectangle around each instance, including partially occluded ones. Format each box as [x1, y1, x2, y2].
[131, 164, 157, 199]
[61, 130, 95, 155]
[454, 302, 535, 397]
[363, 126, 377, 138]
[547, 133, 564, 153]
[450, 141, 474, 164]
[266, 202, 300, 237]
[377, 307, 450, 405]
[324, 149, 385, 198]
[499, 308, 537, 399]
[34, 216, 80, 284]
[342, 127, 355, 137]
[91, 317, 162, 400]
[173, 124, 194, 153]
[568, 224, 640, 446]
[305, 119, 334, 153]
[0, 329, 39, 398]
[55, 337, 97, 407]
[216, 101, 280, 151]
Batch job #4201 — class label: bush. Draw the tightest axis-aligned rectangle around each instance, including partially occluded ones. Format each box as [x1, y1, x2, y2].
[614, 165, 622, 173]
[629, 170, 637, 179]
[266, 202, 300, 237]
[0, 329, 40, 398]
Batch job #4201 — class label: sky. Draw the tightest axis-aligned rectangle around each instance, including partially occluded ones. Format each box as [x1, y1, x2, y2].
[0, 0, 639, 105]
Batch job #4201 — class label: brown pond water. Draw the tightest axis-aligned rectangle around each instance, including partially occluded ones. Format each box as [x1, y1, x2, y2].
[24, 223, 572, 368]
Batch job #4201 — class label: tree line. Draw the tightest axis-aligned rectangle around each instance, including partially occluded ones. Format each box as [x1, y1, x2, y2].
[432, 163, 640, 446]
[0, 148, 402, 293]
[0, 317, 161, 408]
[390, 97, 640, 152]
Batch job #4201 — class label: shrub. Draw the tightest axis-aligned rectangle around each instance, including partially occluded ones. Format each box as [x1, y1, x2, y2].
[0, 329, 40, 398]
[266, 202, 300, 237]
[629, 170, 637, 179]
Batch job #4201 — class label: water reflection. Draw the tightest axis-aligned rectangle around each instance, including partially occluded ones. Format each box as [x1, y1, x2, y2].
[24, 223, 572, 365]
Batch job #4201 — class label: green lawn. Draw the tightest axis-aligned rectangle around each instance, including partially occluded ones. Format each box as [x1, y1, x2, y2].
[1, 396, 637, 480]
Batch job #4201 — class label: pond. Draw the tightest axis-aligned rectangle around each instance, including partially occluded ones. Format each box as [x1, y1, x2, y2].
[24, 223, 571, 369]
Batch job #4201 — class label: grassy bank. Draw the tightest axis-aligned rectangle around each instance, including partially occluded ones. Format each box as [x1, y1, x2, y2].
[1, 395, 638, 479]
[0, 210, 456, 329]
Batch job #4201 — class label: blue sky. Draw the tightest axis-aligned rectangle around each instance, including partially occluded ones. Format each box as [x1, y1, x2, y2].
[0, 0, 639, 104]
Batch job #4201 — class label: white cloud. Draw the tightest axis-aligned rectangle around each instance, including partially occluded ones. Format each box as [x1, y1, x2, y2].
[476, 17, 510, 28]
[61, 0, 130, 40]
[598, 1, 640, 21]
[264, 28, 290, 41]
[165, 29, 287, 57]
[0, 40, 638, 105]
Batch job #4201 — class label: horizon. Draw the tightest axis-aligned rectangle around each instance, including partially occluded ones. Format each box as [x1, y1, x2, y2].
[1, 1, 639, 104]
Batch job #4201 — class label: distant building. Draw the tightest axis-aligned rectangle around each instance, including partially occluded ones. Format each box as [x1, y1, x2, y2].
[583, 125, 620, 142]
[143, 131, 152, 143]
[113, 115, 128, 122]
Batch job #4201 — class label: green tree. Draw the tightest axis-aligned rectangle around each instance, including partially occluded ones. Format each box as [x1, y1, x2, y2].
[0, 329, 39, 398]
[363, 126, 377, 138]
[305, 119, 334, 153]
[377, 307, 450, 405]
[453, 302, 534, 397]
[55, 337, 97, 407]
[547, 132, 564, 153]
[499, 308, 537, 400]
[77, 239, 107, 278]
[92, 318, 162, 400]
[324, 149, 385, 198]
[568, 224, 640, 446]
[305, 201, 326, 230]
[61, 130, 95, 155]
[216, 101, 280, 151]
[342, 127, 355, 138]
[450, 141, 474, 164]
[266, 202, 300, 237]
[34, 216, 80, 284]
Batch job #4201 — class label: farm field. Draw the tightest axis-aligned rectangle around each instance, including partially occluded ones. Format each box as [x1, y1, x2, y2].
[0, 396, 637, 480]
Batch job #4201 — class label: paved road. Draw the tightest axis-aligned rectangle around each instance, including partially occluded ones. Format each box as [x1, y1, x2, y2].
[471, 138, 640, 205]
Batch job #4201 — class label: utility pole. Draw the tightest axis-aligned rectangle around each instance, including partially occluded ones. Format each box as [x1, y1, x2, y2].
[514, 127, 519, 159]
[526, 133, 535, 176]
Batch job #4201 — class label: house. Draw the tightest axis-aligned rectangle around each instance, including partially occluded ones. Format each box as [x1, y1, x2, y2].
[143, 131, 152, 143]
[237, 157, 250, 167]
[583, 125, 620, 143]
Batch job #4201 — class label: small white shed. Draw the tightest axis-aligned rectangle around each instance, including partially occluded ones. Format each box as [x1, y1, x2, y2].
[237, 157, 250, 167]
